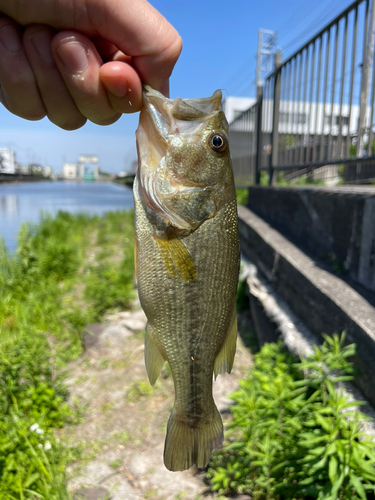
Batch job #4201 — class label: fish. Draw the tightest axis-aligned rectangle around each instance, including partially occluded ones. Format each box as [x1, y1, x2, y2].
[134, 86, 240, 472]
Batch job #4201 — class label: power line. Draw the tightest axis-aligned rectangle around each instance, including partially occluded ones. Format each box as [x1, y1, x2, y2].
[281, 0, 347, 55]
[225, 0, 354, 97]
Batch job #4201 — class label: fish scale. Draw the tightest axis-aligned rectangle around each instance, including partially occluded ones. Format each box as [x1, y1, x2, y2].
[134, 86, 240, 471]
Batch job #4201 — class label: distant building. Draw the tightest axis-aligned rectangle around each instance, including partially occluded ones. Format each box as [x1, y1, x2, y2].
[62, 155, 100, 180]
[222, 97, 257, 124]
[42, 166, 52, 177]
[15, 163, 30, 174]
[0, 148, 16, 174]
[63, 163, 79, 179]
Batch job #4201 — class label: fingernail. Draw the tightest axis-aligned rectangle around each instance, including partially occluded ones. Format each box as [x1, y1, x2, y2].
[30, 30, 54, 64]
[55, 40, 88, 73]
[0, 25, 22, 53]
[102, 78, 129, 98]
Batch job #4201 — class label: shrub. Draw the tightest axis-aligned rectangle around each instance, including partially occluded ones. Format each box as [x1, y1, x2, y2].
[207, 334, 375, 500]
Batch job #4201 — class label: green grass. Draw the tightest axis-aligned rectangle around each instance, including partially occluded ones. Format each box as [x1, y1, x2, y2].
[0, 210, 134, 499]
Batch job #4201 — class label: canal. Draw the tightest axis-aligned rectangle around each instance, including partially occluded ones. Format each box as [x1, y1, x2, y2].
[0, 181, 134, 252]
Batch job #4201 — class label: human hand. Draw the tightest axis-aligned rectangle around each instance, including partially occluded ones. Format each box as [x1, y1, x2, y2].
[0, 0, 182, 129]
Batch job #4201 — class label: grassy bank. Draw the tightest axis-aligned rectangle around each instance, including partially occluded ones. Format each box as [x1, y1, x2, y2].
[0, 210, 134, 499]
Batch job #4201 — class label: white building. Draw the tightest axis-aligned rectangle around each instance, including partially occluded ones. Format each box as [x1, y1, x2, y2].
[0, 148, 16, 173]
[227, 97, 363, 137]
[222, 96, 256, 124]
[63, 162, 79, 179]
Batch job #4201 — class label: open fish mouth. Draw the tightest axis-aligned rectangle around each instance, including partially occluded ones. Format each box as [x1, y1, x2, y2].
[137, 86, 223, 162]
[135, 87, 225, 231]
[143, 85, 222, 135]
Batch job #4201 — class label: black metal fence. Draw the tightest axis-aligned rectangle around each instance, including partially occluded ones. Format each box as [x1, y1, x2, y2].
[230, 0, 375, 186]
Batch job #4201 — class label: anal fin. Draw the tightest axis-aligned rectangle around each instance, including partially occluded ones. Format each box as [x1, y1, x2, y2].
[145, 324, 165, 386]
[154, 233, 197, 283]
[214, 309, 237, 378]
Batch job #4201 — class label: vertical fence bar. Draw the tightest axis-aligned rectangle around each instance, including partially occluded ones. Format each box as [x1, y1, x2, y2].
[301, 47, 310, 163]
[307, 42, 316, 162]
[255, 87, 263, 184]
[338, 15, 348, 158]
[336, 16, 348, 158]
[292, 57, 299, 163]
[313, 37, 323, 161]
[347, 6, 358, 157]
[285, 61, 293, 165]
[279, 62, 286, 164]
[270, 53, 282, 185]
[320, 30, 331, 161]
[368, 46, 375, 154]
[328, 23, 339, 159]
[296, 52, 304, 160]
[357, 0, 370, 156]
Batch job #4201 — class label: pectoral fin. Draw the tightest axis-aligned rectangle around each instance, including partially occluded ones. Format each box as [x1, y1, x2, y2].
[214, 309, 238, 378]
[154, 234, 197, 283]
[145, 324, 165, 386]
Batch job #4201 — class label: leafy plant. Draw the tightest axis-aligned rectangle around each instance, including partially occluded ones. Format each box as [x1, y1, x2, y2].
[236, 189, 249, 205]
[207, 334, 375, 500]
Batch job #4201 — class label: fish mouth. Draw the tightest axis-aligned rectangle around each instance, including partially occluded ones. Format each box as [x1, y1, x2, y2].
[135, 87, 224, 230]
[136, 86, 223, 181]
[141, 86, 223, 139]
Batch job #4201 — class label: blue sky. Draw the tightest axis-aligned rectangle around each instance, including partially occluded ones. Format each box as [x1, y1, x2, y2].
[0, 0, 355, 173]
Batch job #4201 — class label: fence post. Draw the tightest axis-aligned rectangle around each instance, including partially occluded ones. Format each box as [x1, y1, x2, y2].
[358, 0, 375, 157]
[269, 52, 282, 185]
[255, 86, 263, 185]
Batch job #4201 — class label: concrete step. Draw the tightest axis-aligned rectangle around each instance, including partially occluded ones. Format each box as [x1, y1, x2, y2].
[238, 204, 375, 407]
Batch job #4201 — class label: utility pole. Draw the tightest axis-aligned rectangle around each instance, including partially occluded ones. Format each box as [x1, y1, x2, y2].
[256, 28, 278, 96]
[358, 0, 375, 157]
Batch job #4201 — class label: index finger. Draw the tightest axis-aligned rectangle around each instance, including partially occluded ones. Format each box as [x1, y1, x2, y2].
[90, 0, 182, 95]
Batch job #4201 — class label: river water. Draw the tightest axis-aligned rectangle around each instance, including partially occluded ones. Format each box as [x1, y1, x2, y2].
[0, 181, 134, 252]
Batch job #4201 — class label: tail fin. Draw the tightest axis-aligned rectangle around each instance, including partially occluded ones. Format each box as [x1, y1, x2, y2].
[163, 406, 223, 471]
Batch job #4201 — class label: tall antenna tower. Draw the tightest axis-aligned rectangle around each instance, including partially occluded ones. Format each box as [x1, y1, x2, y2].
[256, 29, 278, 96]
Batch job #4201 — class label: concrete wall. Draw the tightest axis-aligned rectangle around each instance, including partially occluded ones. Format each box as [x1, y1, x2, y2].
[238, 205, 375, 407]
[246, 186, 375, 291]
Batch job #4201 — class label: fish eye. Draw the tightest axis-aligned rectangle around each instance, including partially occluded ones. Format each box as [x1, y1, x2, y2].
[208, 132, 228, 153]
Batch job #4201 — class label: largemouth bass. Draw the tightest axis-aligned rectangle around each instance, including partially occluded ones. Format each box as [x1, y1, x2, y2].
[134, 86, 240, 471]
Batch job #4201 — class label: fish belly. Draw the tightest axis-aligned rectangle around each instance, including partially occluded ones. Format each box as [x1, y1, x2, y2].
[134, 177, 240, 470]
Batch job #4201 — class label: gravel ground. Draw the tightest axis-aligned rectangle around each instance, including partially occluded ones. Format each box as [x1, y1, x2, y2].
[63, 302, 253, 500]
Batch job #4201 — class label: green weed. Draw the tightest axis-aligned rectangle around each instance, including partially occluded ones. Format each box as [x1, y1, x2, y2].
[207, 333, 375, 500]
[236, 189, 249, 205]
